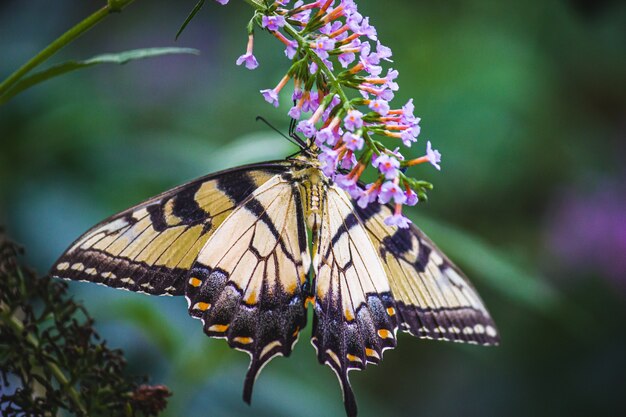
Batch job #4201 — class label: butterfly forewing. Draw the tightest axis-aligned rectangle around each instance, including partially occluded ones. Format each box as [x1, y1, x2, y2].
[184, 173, 310, 402]
[50, 162, 291, 295]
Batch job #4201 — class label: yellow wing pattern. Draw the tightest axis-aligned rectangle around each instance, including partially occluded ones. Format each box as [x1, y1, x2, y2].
[312, 185, 398, 417]
[354, 201, 499, 345]
[50, 162, 291, 295]
[184, 174, 311, 403]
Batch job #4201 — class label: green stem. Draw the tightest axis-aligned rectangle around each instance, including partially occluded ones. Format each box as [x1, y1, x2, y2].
[285, 25, 350, 103]
[239, 0, 349, 105]
[1, 307, 87, 414]
[0, 0, 136, 97]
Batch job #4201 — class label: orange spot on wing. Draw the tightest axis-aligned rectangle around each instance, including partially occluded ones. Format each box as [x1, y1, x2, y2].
[285, 281, 297, 294]
[193, 302, 211, 311]
[386, 307, 396, 316]
[377, 329, 393, 339]
[365, 348, 380, 359]
[233, 336, 253, 345]
[346, 354, 362, 363]
[208, 324, 229, 333]
[189, 277, 202, 287]
[246, 292, 257, 305]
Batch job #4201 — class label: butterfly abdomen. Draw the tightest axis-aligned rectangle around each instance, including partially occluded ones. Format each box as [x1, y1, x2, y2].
[289, 166, 328, 232]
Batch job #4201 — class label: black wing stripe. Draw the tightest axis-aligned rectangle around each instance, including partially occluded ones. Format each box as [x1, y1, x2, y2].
[354, 201, 499, 345]
[366, 211, 467, 340]
[184, 176, 309, 406]
[51, 162, 293, 296]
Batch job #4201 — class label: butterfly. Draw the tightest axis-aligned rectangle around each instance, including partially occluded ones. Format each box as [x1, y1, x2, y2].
[50, 146, 499, 417]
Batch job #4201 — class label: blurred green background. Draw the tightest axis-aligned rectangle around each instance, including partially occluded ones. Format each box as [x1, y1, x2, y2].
[1, 0, 625, 416]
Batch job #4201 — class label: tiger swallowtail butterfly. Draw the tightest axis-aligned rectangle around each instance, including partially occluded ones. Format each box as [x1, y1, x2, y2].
[51, 149, 498, 417]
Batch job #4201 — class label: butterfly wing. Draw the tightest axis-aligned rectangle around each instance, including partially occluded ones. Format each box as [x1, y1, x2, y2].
[184, 173, 310, 403]
[354, 201, 499, 346]
[312, 184, 398, 417]
[313, 185, 499, 416]
[50, 162, 291, 295]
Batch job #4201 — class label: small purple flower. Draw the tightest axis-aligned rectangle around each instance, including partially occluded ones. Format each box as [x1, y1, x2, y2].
[292, 9, 312, 24]
[378, 181, 406, 204]
[335, 173, 357, 189]
[260, 88, 279, 107]
[357, 183, 379, 208]
[236, 52, 259, 70]
[288, 105, 301, 119]
[215, 0, 228, 4]
[316, 127, 339, 146]
[389, 147, 405, 161]
[358, 49, 382, 76]
[377, 88, 395, 101]
[426, 141, 442, 170]
[343, 132, 364, 151]
[373, 154, 399, 179]
[292, 86, 303, 101]
[340, 152, 357, 170]
[302, 91, 319, 113]
[401, 99, 420, 125]
[344, 110, 364, 131]
[345, 183, 363, 200]
[338, 52, 356, 68]
[376, 41, 393, 62]
[318, 147, 339, 177]
[384, 68, 399, 91]
[297, 119, 317, 138]
[311, 36, 335, 60]
[285, 40, 298, 59]
[342, 0, 359, 16]
[261, 15, 286, 31]
[322, 95, 341, 122]
[349, 15, 377, 40]
[359, 17, 378, 40]
[320, 21, 343, 35]
[400, 127, 418, 147]
[347, 12, 363, 32]
[405, 190, 419, 206]
[384, 214, 411, 228]
[369, 99, 390, 116]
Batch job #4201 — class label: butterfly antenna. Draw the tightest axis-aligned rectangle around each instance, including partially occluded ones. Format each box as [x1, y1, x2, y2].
[256, 116, 306, 149]
[287, 110, 309, 149]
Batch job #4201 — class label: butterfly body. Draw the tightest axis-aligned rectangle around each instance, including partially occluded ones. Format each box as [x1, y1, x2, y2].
[51, 153, 498, 417]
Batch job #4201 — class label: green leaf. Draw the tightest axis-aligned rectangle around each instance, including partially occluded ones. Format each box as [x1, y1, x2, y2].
[175, 0, 206, 40]
[0, 47, 199, 105]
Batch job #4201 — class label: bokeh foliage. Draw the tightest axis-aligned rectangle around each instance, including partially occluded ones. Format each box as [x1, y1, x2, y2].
[1, 0, 625, 416]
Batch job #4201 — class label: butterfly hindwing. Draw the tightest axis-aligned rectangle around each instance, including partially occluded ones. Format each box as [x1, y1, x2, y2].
[184, 173, 311, 403]
[50, 162, 291, 295]
[354, 201, 499, 346]
[312, 185, 398, 417]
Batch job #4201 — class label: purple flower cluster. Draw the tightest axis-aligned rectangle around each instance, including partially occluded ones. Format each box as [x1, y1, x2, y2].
[218, 0, 442, 228]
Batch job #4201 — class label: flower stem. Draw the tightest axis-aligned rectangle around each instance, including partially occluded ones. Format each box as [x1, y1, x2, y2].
[0, 0, 137, 98]
[239, 0, 350, 107]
